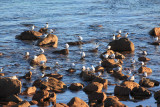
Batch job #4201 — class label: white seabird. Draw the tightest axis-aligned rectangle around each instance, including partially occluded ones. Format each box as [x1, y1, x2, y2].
[82, 66, 86, 71]
[31, 25, 35, 31]
[77, 36, 83, 41]
[112, 34, 116, 40]
[65, 43, 69, 49]
[125, 33, 129, 38]
[46, 23, 49, 28]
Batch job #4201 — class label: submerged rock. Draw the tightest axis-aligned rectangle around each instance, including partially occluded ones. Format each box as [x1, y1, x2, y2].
[69, 83, 84, 91]
[67, 97, 89, 107]
[16, 30, 42, 40]
[36, 34, 58, 48]
[108, 38, 135, 52]
[53, 49, 69, 55]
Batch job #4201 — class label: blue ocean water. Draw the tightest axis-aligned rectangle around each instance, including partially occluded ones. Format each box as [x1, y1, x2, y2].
[0, 0, 160, 106]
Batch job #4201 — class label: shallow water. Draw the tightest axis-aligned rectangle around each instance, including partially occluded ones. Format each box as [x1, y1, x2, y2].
[0, 0, 160, 106]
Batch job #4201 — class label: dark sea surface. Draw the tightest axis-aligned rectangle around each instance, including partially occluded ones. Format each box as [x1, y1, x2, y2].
[0, 0, 160, 106]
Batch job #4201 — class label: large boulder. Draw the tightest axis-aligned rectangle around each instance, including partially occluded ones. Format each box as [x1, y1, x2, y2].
[108, 38, 135, 52]
[33, 77, 67, 93]
[36, 34, 58, 48]
[138, 66, 152, 73]
[80, 71, 96, 81]
[45, 73, 63, 80]
[114, 85, 131, 96]
[88, 92, 107, 104]
[130, 86, 151, 97]
[83, 82, 103, 93]
[120, 81, 140, 90]
[32, 90, 49, 102]
[22, 86, 37, 95]
[67, 97, 89, 107]
[30, 54, 47, 65]
[15, 30, 42, 40]
[149, 27, 160, 37]
[0, 77, 22, 98]
[92, 77, 108, 89]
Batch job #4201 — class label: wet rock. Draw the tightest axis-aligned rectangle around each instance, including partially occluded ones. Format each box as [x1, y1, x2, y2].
[121, 81, 140, 90]
[67, 97, 89, 107]
[40, 65, 52, 70]
[95, 66, 104, 73]
[112, 71, 129, 80]
[80, 71, 96, 81]
[136, 105, 143, 107]
[32, 90, 49, 102]
[0, 77, 21, 98]
[115, 52, 126, 59]
[39, 28, 48, 34]
[45, 73, 63, 80]
[5, 95, 22, 103]
[92, 77, 108, 89]
[53, 49, 69, 55]
[30, 54, 47, 65]
[13, 100, 30, 107]
[108, 38, 135, 52]
[33, 77, 67, 93]
[54, 103, 69, 107]
[114, 85, 130, 96]
[24, 71, 32, 79]
[16, 30, 42, 40]
[23, 86, 36, 95]
[154, 90, 160, 104]
[139, 78, 159, 87]
[67, 41, 84, 46]
[101, 59, 117, 68]
[104, 96, 127, 107]
[130, 86, 151, 97]
[1, 101, 17, 106]
[138, 66, 152, 73]
[0, 73, 5, 76]
[138, 57, 150, 62]
[69, 83, 84, 91]
[88, 92, 107, 104]
[36, 34, 58, 48]
[151, 42, 160, 45]
[149, 27, 160, 37]
[66, 68, 76, 73]
[49, 92, 56, 104]
[29, 100, 38, 105]
[83, 82, 103, 93]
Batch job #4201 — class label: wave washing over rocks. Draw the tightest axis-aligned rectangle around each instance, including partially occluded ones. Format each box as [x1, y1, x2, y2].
[1, 0, 160, 107]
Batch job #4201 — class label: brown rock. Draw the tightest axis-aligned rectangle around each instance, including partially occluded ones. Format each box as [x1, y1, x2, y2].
[3, 101, 17, 106]
[32, 90, 49, 102]
[68, 41, 83, 46]
[53, 49, 69, 55]
[5, 95, 22, 103]
[95, 66, 104, 73]
[45, 73, 63, 80]
[83, 82, 103, 93]
[0, 77, 21, 98]
[112, 72, 129, 80]
[40, 65, 52, 70]
[104, 97, 127, 107]
[139, 78, 155, 87]
[80, 71, 96, 81]
[49, 92, 56, 104]
[149, 27, 160, 37]
[121, 81, 140, 90]
[24, 71, 32, 79]
[114, 85, 130, 96]
[88, 92, 107, 104]
[69, 83, 84, 91]
[138, 57, 150, 62]
[33, 77, 67, 93]
[138, 66, 152, 73]
[13, 100, 30, 107]
[67, 97, 89, 107]
[154, 90, 160, 104]
[29, 100, 38, 105]
[36, 34, 58, 48]
[15, 30, 42, 40]
[92, 77, 108, 89]
[0, 73, 5, 76]
[101, 59, 117, 68]
[23, 86, 36, 95]
[115, 52, 125, 59]
[54, 103, 69, 107]
[108, 38, 135, 52]
[30, 54, 47, 65]
[130, 86, 151, 97]
[39, 28, 48, 34]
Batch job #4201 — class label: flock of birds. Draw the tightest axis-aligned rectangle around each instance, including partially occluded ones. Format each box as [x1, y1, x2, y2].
[0, 23, 159, 83]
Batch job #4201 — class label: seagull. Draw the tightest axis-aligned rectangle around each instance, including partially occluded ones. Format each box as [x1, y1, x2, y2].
[116, 30, 122, 38]
[25, 52, 29, 57]
[107, 45, 111, 50]
[33, 55, 37, 60]
[125, 33, 129, 38]
[77, 36, 83, 41]
[71, 63, 75, 68]
[143, 72, 147, 78]
[142, 51, 147, 56]
[127, 74, 135, 81]
[0, 67, 4, 72]
[31, 25, 35, 31]
[29, 66, 35, 70]
[131, 58, 136, 64]
[98, 61, 102, 66]
[10, 75, 17, 80]
[40, 48, 44, 53]
[86, 67, 90, 72]
[93, 42, 99, 49]
[141, 61, 145, 66]
[113, 65, 122, 72]
[42, 34, 48, 38]
[112, 34, 116, 40]
[103, 54, 109, 59]
[81, 52, 85, 59]
[82, 66, 86, 71]
[91, 65, 95, 72]
[46, 23, 49, 28]
[126, 69, 132, 74]
[49, 29, 54, 34]
[41, 73, 45, 78]
[65, 43, 69, 49]
[154, 37, 158, 42]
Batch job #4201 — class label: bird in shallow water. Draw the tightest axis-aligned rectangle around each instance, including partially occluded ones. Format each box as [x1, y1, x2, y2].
[65, 43, 69, 49]
[45, 22, 49, 28]
[91, 65, 95, 73]
[112, 34, 116, 40]
[0, 67, 4, 72]
[25, 52, 30, 58]
[77, 36, 83, 42]
[131, 58, 136, 65]
[31, 25, 35, 31]
[142, 51, 147, 56]
[80, 51, 85, 60]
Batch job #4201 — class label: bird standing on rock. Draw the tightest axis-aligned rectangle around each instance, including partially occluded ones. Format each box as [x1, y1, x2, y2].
[66, 43, 69, 49]
[31, 25, 35, 31]
[46, 23, 49, 28]
[82, 66, 86, 71]
[127, 74, 135, 81]
[125, 33, 129, 38]
[107, 45, 111, 50]
[112, 34, 116, 40]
